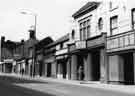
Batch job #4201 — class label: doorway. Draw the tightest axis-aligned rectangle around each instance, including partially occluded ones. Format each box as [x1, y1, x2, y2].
[77, 54, 85, 80]
[91, 50, 100, 81]
[120, 52, 134, 84]
[47, 63, 51, 77]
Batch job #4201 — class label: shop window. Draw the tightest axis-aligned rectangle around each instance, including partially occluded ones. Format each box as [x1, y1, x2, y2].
[60, 43, 63, 49]
[110, 16, 118, 35]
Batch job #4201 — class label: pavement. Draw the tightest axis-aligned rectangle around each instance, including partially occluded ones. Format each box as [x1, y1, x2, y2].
[0, 73, 135, 95]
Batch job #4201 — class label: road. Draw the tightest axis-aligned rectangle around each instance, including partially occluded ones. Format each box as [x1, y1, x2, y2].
[0, 75, 134, 96]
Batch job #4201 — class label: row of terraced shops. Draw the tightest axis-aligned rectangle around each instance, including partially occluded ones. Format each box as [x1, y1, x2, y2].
[1, 1, 135, 85]
[44, 31, 135, 85]
[1, 31, 135, 85]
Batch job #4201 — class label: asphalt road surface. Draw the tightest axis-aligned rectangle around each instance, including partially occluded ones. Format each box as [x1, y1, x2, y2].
[0, 75, 134, 96]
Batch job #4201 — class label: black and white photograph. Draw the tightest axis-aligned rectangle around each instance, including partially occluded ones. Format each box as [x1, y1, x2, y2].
[0, 0, 135, 96]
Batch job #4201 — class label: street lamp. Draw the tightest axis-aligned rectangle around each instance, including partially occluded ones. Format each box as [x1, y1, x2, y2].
[20, 10, 37, 77]
[20, 10, 37, 33]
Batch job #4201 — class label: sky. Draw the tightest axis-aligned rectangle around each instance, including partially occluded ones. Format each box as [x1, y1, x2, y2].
[0, 0, 94, 41]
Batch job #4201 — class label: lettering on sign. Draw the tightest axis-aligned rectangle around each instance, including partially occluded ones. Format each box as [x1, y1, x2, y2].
[55, 48, 68, 55]
[87, 36, 104, 48]
[75, 41, 86, 49]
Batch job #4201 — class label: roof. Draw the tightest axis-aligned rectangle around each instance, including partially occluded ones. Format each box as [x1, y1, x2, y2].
[72, 2, 100, 19]
[25, 38, 38, 48]
[2, 40, 17, 49]
[35, 37, 53, 50]
[55, 33, 69, 44]
[44, 33, 69, 48]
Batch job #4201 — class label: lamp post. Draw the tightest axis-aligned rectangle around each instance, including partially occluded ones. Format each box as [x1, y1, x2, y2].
[20, 11, 37, 33]
[21, 10, 37, 77]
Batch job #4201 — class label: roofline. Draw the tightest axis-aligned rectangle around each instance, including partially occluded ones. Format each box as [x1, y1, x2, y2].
[72, 2, 100, 19]
[44, 34, 69, 48]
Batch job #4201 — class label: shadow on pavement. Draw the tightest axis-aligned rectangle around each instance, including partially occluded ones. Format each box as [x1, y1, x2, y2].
[0, 75, 48, 84]
[0, 80, 56, 96]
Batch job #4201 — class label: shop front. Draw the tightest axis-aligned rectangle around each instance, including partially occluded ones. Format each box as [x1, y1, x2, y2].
[107, 31, 135, 84]
[56, 55, 68, 79]
[68, 41, 87, 80]
[3, 59, 14, 73]
[35, 53, 43, 77]
[68, 33, 107, 83]
[44, 56, 56, 78]
[55, 48, 68, 79]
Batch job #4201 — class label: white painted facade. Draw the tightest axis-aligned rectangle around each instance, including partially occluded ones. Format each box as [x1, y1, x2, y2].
[70, 0, 135, 41]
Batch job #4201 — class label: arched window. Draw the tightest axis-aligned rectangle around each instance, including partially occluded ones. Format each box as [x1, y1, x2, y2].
[71, 29, 75, 39]
[98, 18, 103, 30]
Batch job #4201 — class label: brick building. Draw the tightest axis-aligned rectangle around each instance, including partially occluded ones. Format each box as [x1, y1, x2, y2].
[0, 36, 17, 73]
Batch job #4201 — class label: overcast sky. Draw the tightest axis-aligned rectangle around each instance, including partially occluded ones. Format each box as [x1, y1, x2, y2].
[0, 0, 94, 41]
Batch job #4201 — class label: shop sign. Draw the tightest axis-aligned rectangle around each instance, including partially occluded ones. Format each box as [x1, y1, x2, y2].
[55, 48, 68, 56]
[4, 59, 13, 63]
[56, 55, 67, 60]
[75, 41, 86, 49]
[87, 36, 104, 48]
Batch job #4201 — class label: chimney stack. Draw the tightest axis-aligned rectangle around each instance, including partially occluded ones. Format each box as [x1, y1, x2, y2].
[21, 39, 24, 44]
[1, 36, 5, 43]
[29, 29, 36, 39]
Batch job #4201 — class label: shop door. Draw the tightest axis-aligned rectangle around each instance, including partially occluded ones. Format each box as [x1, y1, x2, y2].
[122, 53, 134, 84]
[47, 63, 51, 77]
[92, 51, 100, 81]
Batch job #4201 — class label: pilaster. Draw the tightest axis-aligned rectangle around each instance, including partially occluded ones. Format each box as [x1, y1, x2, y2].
[71, 55, 77, 80]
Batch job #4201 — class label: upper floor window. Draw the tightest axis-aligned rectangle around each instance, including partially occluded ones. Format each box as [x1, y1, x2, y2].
[60, 43, 63, 49]
[79, 17, 91, 40]
[98, 18, 103, 30]
[56, 45, 60, 50]
[110, 16, 118, 35]
[71, 29, 75, 39]
[132, 8, 135, 29]
[63, 42, 68, 48]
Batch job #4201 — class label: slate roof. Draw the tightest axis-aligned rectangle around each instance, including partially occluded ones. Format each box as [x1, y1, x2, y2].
[35, 37, 53, 50]
[44, 33, 69, 48]
[72, 2, 100, 18]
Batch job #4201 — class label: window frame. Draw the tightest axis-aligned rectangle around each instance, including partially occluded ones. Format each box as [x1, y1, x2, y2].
[131, 8, 135, 29]
[79, 16, 91, 40]
[110, 16, 118, 35]
[98, 17, 103, 31]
